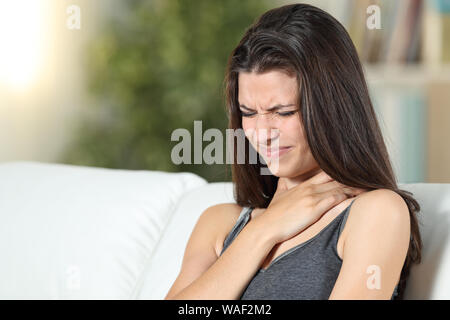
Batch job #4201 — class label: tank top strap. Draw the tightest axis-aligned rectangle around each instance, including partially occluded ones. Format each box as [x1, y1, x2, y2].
[220, 206, 253, 256]
[337, 198, 357, 239]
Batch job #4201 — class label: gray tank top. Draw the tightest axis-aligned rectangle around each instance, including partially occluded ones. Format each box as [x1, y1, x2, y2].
[220, 199, 399, 300]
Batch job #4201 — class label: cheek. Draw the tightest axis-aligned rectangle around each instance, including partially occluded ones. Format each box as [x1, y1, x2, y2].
[283, 120, 305, 144]
[241, 118, 251, 131]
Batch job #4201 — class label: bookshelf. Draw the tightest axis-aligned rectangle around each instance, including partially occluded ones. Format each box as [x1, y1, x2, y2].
[364, 0, 450, 183]
[303, 0, 450, 183]
[364, 63, 450, 85]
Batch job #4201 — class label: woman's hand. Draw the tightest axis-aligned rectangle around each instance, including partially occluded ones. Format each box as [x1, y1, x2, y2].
[251, 170, 366, 244]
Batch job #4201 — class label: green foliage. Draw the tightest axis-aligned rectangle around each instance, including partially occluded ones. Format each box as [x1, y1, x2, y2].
[61, 0, 271, 182]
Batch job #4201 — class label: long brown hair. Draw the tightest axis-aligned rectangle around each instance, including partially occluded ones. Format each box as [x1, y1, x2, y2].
[223, 3, 422, 300]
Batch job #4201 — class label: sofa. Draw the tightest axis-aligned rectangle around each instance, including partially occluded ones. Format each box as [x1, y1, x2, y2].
[0, 161, 449, 299]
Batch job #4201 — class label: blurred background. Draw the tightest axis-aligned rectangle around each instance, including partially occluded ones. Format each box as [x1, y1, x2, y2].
[0, 0, 449, 183]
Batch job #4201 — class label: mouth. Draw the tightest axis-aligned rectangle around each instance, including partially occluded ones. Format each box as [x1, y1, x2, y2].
[258, 145, 293, 158]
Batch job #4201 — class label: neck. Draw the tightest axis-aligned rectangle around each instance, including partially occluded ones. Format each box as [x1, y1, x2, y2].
[284, 166, 324, 190]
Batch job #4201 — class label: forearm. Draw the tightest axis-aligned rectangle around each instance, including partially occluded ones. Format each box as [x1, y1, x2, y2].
[167, 219, 276, 300]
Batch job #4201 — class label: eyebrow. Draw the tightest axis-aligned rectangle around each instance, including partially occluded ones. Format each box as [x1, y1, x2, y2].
[239, 103, 296, 112]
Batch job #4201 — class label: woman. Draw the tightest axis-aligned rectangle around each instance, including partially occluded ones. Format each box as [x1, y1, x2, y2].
[165, 3, 421, 300]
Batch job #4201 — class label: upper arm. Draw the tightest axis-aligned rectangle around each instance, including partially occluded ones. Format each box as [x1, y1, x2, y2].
[164, 203, 241, 299]
[329, 189, 411, 300]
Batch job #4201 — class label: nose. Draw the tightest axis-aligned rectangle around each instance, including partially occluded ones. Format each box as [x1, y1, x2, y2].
[254, 111, 278, 130]
[254, 111, 275, 126]
[254, 113, 279, 139]
[254, 127, 280, 147]
[243, 112, 280, 147]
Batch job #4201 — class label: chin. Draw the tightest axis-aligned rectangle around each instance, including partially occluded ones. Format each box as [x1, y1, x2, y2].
[264, 163, 295, 177]
[257, 148, 301, 177]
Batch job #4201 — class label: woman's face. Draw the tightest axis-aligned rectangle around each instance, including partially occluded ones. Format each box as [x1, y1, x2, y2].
[238, 70, 319, 178]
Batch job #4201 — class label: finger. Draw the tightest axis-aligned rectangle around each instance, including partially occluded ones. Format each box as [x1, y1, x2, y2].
[309, 180, 341, 194]
[354, 188, 368, 195]
[314, 188, 348, 213]
[305, 170, 333, 186]
[315, 186, 367, 203]
[342, 186, 368, 196]
[313, 181, 367, 196]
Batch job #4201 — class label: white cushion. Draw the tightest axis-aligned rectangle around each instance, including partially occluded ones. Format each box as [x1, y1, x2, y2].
[0, 161, 206, 299]
[136, 182, 235, 299]
[401, 183, 450, 299]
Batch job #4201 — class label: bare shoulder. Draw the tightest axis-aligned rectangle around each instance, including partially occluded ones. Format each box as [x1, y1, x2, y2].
[164, 203, 243, 299]
[350, 189, 410, 220]
[342, 189, 411, 247]
[200, 203, 245, 256]
[330, 189, 412, 298]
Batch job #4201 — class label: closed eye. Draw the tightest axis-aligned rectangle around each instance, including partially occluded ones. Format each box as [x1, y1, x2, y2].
[277, 111, 296, 117]
[240, 111, 297, 117]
